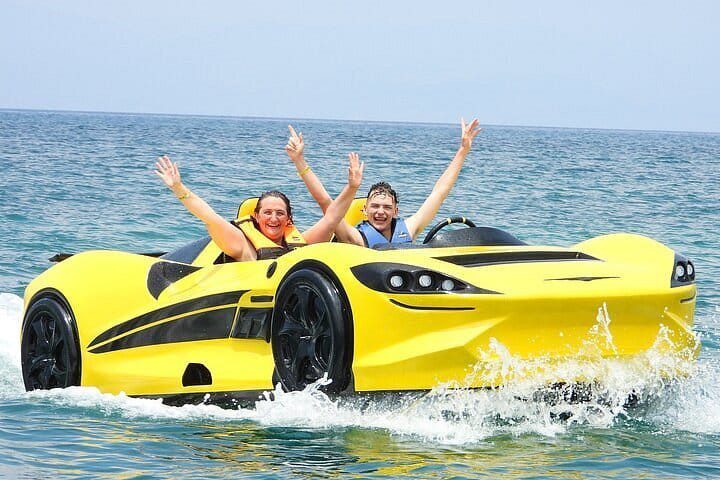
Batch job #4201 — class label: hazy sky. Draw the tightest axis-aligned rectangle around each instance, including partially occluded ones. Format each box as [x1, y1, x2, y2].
[2, 0, 718, 132]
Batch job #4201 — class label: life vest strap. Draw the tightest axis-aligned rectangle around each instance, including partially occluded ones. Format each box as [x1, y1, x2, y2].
[233, 215, 306, 260]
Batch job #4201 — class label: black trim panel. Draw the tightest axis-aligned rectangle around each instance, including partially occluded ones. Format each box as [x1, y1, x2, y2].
[147, 261, 203, 299]
[88, 290, 246, 348]
[266, 261, 277, 278]
[140, 389, 269, 408]
[424, 225, 525, 248]
[546, 276, 619, 282]
[50, 251, 166, 263]
[435, 251, 600, 267]
[389, 299, 475, 311]
[680, 294, 696, 304]
[182, 363, 213, 386]
[251, 295, 274, 303]
[351, 262, 499, 295]
[89, 306, 237, 354]
[160, 236, 211, 264]
[230, 308, 272, 341]
[671, 252, 696, 288]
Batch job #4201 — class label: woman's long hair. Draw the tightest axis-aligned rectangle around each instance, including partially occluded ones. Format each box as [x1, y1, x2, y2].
[254, 190, 293, 224]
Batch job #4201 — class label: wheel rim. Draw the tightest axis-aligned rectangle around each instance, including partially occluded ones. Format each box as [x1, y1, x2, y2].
[23, 308, 71, 390]
[276, 283, 334, 389]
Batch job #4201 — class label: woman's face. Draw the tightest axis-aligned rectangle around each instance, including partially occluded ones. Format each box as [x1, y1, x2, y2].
[255, 196, 290, 243]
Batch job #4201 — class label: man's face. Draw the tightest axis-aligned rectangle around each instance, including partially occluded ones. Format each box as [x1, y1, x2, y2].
[364, 192, 398, 233]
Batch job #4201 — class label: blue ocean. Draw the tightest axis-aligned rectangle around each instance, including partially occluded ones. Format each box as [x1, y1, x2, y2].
[1, 109, 719, 478]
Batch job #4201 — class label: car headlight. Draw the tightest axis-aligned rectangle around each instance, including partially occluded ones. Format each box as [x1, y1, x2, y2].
[671, 253, 696, 287]
[675, 264, 686, 280]
[389, 274, 405, 289]
[418, 273, 434, 288]
[440, 279, 455, 291]
[350, 262, 499, 294]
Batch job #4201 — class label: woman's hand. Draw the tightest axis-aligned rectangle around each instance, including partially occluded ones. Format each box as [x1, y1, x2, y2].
[347, 152, 364, 189]
[285, 125, 305, 163]
[301, 152, 366, 244]
[460, 118, 482, 152]
[154, 155, 185, 195]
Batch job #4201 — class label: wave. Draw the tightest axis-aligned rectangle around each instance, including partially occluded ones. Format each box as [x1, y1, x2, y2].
[2, 292, 720, 444]
[0, 293, 23, 395]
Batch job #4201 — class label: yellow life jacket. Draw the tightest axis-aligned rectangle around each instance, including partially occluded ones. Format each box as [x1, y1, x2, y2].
[233, 215, 306, 260]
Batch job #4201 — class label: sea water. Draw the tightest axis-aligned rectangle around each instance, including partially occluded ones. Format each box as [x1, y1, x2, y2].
[0, 109, 719, 478]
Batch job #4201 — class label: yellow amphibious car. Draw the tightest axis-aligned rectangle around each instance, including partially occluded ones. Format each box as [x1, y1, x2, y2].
[21, 199, 698, 404]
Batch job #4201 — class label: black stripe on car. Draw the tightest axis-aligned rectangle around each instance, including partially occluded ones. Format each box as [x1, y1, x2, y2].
[87, 290, 247, 348]
[545, 276, 619, 282]
[389, 299, 475, 311]
[88, 306, 238, 354]
[435, 251, 600, 267]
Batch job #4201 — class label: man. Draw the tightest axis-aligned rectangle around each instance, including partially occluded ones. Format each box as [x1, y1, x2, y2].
[285, 118, 481, 247]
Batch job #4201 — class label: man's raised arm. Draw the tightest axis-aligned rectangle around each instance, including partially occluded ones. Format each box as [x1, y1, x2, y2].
[405, 118, 481, 239]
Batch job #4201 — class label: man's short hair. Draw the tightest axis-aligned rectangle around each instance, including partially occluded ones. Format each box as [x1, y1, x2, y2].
[366, 182, 398, 204]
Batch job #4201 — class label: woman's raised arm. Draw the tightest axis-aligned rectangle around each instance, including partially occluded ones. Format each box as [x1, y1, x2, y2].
[154, 155, 254, 261]
[286, 125, 334, 210]
[286, 126, 364, 245]
[302, 153, 365, 244]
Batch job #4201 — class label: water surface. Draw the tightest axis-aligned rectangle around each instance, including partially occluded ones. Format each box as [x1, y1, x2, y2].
[1, 110, 719, 478]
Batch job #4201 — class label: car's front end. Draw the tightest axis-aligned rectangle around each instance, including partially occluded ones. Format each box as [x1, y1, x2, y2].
[331, 233, 697, 391]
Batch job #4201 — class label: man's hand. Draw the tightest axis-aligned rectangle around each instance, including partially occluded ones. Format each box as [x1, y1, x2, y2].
[460, 118, 481, 152]
[154, 155, 183, 191]
[285, 125, 305, 163]
[347, 152, 364, 189]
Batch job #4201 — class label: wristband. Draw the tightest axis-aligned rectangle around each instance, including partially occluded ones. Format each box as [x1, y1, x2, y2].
[297, 165, 312, 177]
[176, 189, 191, 200]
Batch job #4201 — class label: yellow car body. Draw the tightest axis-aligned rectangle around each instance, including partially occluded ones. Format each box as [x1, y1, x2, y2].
[21, 208, 698, 403]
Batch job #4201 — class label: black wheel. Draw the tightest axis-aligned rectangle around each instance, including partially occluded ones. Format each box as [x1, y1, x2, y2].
[21, 296, 81, 391]
[271, 268, 352, 394]
[423, 216, 477, 244]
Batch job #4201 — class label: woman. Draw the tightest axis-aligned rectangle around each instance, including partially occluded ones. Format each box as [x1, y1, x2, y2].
[154, 153, 364, 261]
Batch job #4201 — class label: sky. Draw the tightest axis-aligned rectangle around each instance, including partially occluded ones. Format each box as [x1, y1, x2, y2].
[1, 0, 719, 132]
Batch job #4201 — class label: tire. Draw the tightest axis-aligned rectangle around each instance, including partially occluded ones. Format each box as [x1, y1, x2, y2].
[271, 268, 352, 393]
[21, 296, 81, 391]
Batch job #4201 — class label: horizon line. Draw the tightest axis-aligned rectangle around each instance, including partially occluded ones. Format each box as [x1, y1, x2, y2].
[1, 106, 718, 136]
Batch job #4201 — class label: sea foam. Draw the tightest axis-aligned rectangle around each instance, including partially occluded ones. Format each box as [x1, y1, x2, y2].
[2, 292, 719, 444]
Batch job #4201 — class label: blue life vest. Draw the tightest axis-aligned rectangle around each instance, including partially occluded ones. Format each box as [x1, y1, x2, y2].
[356, 218, 412, 248]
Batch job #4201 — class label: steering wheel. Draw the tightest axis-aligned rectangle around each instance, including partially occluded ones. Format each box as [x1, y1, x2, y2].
[422, 217, 477, 244]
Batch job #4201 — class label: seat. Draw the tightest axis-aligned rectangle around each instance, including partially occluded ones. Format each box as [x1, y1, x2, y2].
[344, 197, 366, 227]
[236, 197, 259, 219]
[238, 197, 366, 226]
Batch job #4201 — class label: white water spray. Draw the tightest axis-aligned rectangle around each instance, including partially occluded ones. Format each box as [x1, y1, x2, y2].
[1, 292, 719, 444]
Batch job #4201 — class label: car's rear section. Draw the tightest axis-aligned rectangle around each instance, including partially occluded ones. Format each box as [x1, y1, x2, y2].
[22, 250, 279, 397]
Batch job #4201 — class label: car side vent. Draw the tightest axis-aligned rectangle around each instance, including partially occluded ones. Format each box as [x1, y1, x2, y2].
[231, 308, 272, 341]
[435, 251, 600, 267]
[182, 363, 212, 387]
